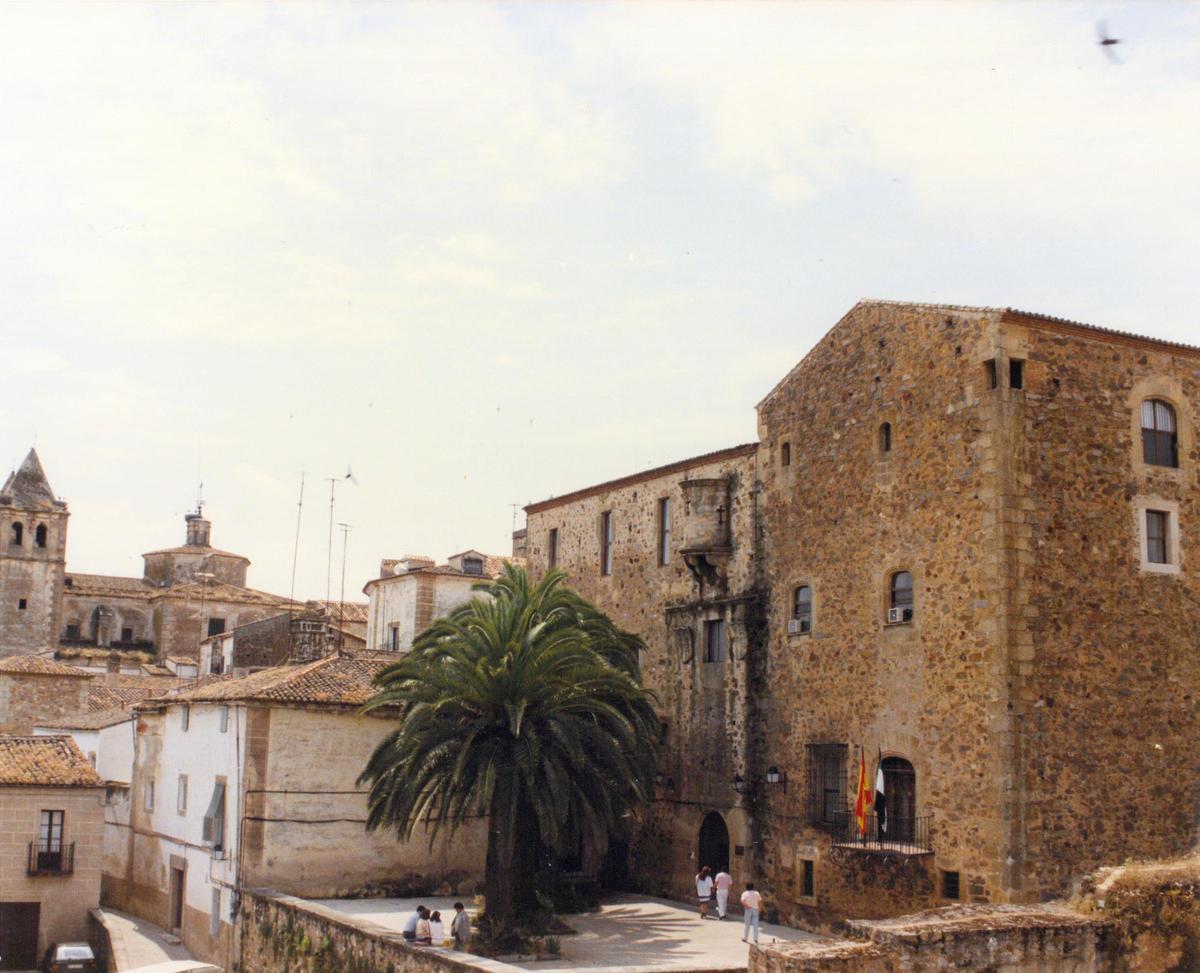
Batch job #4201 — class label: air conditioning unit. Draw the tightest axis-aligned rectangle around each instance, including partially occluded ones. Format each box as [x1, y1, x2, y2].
[787, 619, 801, 634]
[212, 849, 226, 861]
[887, 607, 910, 624]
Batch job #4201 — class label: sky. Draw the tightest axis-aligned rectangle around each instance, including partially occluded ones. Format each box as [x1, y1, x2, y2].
[2, 1, 1198, 603]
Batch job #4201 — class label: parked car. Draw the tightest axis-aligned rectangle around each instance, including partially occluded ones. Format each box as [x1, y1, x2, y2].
[41, 942, 98, 973]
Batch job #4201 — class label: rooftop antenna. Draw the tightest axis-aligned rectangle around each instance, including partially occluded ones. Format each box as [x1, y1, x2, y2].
[196, 479, 205, 516]
[325, 465, 358, 605]
[286, 470, 306, 660]
[510, 503, 519, 533]
[337, 522, 352, 654]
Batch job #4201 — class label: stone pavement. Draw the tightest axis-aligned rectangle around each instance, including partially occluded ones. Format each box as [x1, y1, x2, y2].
[91, 908, 194, 971]
[316, 894, 823, 973]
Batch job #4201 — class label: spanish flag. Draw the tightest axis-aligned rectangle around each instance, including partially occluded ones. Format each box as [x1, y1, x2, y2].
[853, 745, 872, 839]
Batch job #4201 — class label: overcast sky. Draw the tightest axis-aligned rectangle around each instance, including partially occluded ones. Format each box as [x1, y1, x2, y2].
[2, 2, 1197, 602]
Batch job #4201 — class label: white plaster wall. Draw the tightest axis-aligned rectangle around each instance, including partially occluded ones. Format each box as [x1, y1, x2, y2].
[33, 726, 99, 766]
[97, 719, 135, 784]
[365, 576, 418, 651]
[434, 575, 478, 619]
[146, 702, 243, 925]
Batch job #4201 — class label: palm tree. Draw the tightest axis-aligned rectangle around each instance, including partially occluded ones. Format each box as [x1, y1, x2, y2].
[359, 564, 659, 929]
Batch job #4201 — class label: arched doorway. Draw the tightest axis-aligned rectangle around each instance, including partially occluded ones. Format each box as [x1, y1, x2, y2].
[697, 811, 730, 874]
[882, 756, 916, 843]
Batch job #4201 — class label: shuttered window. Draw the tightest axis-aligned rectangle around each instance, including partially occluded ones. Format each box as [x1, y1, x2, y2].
[1141, 399, 1178, 468]
[202, 781, 226, 850]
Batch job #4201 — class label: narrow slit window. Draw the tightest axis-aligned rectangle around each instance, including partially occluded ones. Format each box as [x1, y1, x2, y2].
[1009, 359, 1024, 389]
[703, 619, 727, 663]
[600, 511, 614, 576]
[658, 498, 671, 566]
[1146, 510, 1169, 564]
[879, 422, 892, 454]
[781, 442, 791, 467]
[791, 586, 812, 634]
[547, 528, 558, 569]
[801, 859, 814, 897]
[984, 359, 998, 390]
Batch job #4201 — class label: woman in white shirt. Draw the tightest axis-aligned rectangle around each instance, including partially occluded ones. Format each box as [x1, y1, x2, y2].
[429, 911, 445, 946]
[695, 866, 714, 919]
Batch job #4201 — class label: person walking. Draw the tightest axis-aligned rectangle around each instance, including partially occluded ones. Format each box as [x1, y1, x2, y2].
[740, 883, 762, 944]
[713, 868, 732, 919]
[451, 901, 471, 948]
[695, 865, 714, 919]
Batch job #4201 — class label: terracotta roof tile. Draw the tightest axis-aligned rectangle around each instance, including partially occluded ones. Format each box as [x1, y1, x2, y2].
[35, 706, 134, 731]
[63, 573, 154, 597]
[88, 682, 176, 711]
[0, 735, 104, 787]
[524, 444, 758, 515]
[166, 655, 387, 707]
[0, 655, 94, 679]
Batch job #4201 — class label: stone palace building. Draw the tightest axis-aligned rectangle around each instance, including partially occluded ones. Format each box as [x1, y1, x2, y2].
[521, 300, 1200, 925]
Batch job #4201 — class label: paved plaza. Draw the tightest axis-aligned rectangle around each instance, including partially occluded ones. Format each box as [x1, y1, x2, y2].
[315, 893, 823, 973]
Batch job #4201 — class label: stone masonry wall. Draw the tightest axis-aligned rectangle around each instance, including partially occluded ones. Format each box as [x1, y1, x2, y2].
[754, 303, 1014, 923]
[524, 445, 759, 902]
[0, 671, 92, 733]
[0, 785, 104, 958]
[239, 889, 525, 973]
[1012, 322, 1200, 899]
[0, 506, 66, 656]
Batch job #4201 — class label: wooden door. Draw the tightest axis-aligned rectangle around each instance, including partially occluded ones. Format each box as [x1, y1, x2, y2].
[0, 901, 40, 971]
[169, 866, 185, 932]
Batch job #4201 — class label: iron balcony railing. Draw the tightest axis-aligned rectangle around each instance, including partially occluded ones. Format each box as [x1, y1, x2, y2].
[831, 811, 932, 856]
[27, 842, 74, 876]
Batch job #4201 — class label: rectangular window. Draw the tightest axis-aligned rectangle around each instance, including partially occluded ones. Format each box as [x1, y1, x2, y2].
[600, 511, 614, 576]
[120, 626, 133, 642]
[703, 619, 727, 663]
[1009, 358, 1024, 390]
[984, 359, 998, 390]
[800, 858, 814, 898]
[658, 498, 671, 566]
[39, 810, 64, 852]
[177, 775, 188, 815]
[210, 889, 222, 937]
[207, 617, 226, 637]
[806, 743, 848, 827]
[65, 623, 80, 641]
[388, 624, 400, 652]
[17, 598, 26, 610]
[145, 780, 155, 811]
[180, 706, 190, 732]
[1147, 510, 1169, 564]
[203, 781, 227, 851]
[218, 706, 229, 733]
[942, 870, 961, 900]
[548, 528, 559, 568]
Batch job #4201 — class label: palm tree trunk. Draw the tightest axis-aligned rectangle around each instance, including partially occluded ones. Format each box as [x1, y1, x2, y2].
[483, 790, 540, 930]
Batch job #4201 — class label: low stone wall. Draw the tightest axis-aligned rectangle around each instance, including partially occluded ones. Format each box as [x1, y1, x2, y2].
[751, 905, 1106, 973]
[240, 889, 525, 973]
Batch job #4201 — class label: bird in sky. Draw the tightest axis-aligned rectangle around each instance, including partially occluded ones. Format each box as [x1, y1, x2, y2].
[1096, 20, 1122, 63]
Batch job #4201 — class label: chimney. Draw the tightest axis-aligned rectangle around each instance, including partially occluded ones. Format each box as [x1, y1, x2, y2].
[289, 601, 332, 664]
[185, 511, 212, 547]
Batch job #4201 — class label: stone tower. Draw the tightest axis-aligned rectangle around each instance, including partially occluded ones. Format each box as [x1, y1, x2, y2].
[0, 449, 68, 656]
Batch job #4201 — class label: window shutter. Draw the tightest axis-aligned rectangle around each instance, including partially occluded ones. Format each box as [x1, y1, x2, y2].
[203, 782, 226, 847]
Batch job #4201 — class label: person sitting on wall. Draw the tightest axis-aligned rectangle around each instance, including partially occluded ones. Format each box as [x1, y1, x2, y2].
[402, 905, 428, 942]
[415, 910, 433, 945]
[429, 910, 445, 946]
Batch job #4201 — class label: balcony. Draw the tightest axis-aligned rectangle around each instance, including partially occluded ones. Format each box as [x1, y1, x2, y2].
[830, 811, 932, 856]
[27, 842, 74, 876]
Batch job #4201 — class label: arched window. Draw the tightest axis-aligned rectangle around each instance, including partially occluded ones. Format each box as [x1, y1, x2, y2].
[888, 571, 913, 623]
[10, 522, 22, 546]
[791, 585, 812, 634]
[1141, 399, 1178, 468]
[34, 524, 47, 548]
[879, 422, 892, 454]
[881, 757, 917, 843]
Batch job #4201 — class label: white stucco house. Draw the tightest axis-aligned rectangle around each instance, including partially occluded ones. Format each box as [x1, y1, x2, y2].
[363, 549, 512, 653]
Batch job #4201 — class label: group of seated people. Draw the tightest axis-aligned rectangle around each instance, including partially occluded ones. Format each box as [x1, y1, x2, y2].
[401, 901, 470, 948]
